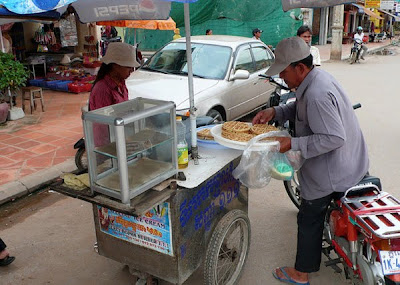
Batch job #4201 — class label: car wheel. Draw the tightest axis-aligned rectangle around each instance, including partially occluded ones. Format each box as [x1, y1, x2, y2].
[207, 109, 224, 123]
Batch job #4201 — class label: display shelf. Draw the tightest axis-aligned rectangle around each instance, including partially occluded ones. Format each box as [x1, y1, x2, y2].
[94, 130, 172, 160]
[96, 158, 174, 192]
[83, 98, 177, 204]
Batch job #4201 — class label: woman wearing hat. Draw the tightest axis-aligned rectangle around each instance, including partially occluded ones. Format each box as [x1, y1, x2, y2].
[89, 42, 139, 111]
[89, 42, 140, 146]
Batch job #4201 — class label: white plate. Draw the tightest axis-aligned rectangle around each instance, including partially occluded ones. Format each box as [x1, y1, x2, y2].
[210, 124, 279, 151]
[196, 125, 228, 149]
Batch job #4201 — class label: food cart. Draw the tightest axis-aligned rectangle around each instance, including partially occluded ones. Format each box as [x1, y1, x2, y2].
[50, 97, 250, 284]
[52, 146, 249, 284]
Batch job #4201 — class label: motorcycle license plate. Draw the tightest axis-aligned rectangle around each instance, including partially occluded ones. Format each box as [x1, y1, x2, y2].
[379, 251, 400, 275]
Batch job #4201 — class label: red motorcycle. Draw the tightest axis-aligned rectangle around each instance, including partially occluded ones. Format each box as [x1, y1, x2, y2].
[323, 175, 400, 284]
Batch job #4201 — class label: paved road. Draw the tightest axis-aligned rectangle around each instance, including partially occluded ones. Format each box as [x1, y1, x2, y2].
[1, 46, 399, 285]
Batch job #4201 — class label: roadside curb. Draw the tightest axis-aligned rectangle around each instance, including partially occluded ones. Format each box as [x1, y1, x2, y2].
[0, 159, 76, 206]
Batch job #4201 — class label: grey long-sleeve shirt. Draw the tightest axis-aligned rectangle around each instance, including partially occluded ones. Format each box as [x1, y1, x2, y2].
[274, 68, 369, 200]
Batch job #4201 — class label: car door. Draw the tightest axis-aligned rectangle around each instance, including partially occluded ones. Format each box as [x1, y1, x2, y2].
[227, 43, 274, 120]
[249, 43, 275, 108]
[227, 44, 256, 120]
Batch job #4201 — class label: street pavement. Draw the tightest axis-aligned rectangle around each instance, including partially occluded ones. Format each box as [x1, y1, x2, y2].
[0, 38, 394, 207]
[1, 42, 399, 284]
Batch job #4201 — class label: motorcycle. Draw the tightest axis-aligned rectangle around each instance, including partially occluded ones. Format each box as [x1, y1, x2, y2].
[350, 38, 364, 64]
[323, 176, 400, 285]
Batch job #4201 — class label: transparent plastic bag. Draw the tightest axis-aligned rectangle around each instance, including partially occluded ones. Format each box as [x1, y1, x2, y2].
[233, 130, 304, 188]
[270, 152, 294, 181]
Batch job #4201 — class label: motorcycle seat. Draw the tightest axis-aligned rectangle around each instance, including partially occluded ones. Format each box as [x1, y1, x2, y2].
[347, 175, 382, 197]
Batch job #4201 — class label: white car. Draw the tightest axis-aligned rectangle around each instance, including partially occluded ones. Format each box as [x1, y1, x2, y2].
[126, 35, 275, 121]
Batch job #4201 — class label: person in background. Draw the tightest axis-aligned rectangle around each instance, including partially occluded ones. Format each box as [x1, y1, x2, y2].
[297, 25, 321, 66]
[206, 29, 213, 35]
[253, 37, 369, 285]
[0, 238, 15, 266]
[354, 26, 368, 60]
[386, 26, 394, 43]
[102, 26, 118, 39]
[89, 42, 140, 146]
[369, 21, 376, 42]
[173, 28, 182, 40]
[252, 28, 263, 40]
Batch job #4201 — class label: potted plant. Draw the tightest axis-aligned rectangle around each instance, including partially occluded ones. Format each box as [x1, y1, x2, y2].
[0, 52, 29, 123]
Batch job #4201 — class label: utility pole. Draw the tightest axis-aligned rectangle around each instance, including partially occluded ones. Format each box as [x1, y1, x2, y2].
[330, 5, 345, 60]
[319, 7, 329, 45]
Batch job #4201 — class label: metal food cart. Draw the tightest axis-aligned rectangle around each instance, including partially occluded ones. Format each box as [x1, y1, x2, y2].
[51, 145, 250, 285]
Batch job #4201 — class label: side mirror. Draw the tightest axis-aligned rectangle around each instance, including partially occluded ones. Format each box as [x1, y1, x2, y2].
[230, 69, 250, 81]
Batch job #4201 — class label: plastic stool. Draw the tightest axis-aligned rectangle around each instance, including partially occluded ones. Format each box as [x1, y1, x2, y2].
[21, 86, 45, 114]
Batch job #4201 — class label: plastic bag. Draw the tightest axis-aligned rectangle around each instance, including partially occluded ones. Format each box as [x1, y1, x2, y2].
[233, 130, 304, 188]
[270, 152, 294, 181]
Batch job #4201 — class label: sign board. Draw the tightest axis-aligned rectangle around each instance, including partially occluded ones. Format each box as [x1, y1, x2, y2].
[396, 2, 400, 12]
[365, 0, 382, 8]
[381, 0, 395, 9]
[281, 0, 355, 11]
[97, 202, 174, 256]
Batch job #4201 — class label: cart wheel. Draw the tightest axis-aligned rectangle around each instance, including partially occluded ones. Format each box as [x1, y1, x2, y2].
[204, 209, 251, 285]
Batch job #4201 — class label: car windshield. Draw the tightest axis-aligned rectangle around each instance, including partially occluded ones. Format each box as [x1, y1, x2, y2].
[142, 42, 232, 80]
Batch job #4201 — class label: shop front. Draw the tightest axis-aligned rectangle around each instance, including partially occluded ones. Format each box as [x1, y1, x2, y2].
[1, 16, 101, 94]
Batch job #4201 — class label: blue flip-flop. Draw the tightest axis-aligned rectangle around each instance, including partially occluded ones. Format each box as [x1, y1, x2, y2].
[272, 267, 310, 285]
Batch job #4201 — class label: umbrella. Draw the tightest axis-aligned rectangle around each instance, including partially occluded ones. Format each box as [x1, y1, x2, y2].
[0, 0, 173, 22]
[97, 17, 176, 45]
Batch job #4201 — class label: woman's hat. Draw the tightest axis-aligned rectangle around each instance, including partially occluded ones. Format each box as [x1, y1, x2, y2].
[101, 42, 140, 68]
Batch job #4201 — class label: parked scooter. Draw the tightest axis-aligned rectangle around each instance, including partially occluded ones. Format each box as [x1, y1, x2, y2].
[350, 38, 364, 64]
[323, 177, 400, 285]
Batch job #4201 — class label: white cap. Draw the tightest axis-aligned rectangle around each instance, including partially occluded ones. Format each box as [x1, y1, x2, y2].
[101, 42, 140, 68]
[266, 37, 311, 76]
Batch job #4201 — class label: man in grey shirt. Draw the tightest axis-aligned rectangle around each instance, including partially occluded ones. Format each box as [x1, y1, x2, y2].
[253, 37, 369, 284]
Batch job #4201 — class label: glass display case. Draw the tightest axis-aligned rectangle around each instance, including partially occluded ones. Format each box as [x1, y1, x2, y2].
[83, 98, 178, 204]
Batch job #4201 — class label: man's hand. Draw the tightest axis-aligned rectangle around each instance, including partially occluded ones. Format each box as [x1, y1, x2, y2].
[272, 136, 291, 153]
[252, 108, 276, 125]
